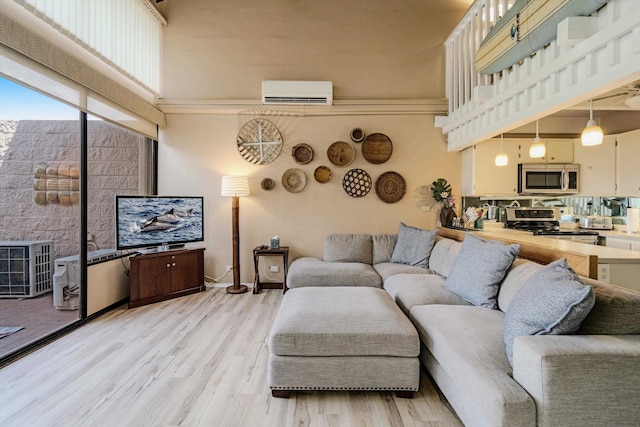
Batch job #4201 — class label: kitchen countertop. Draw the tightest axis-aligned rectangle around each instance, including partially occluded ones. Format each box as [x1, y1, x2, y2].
[476, 224, 640, 264]
[598, 228, 640, 241]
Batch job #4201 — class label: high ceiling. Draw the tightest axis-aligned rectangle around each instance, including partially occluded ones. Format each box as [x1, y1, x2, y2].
[155, 0, 474, 100]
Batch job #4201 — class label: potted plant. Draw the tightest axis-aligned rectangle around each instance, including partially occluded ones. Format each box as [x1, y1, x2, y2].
[431, 178, 457, 227]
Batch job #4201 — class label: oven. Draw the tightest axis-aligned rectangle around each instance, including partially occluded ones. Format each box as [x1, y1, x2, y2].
[504, 207, 599, 245]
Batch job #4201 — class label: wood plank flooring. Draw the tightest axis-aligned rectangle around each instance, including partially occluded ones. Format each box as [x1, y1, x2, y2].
[0, 288, 462, 427]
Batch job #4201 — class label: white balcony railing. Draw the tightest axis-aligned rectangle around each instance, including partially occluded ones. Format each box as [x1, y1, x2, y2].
[440, 0, 640, 151]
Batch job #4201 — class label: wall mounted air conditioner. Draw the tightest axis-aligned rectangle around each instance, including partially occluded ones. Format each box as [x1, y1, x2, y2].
[262, 80, 333, 105]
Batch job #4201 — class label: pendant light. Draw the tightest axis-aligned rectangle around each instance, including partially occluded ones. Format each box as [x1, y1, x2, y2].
[495, 134, 508, 166]
[581, 99, 603, 146]
[529, 120, 546, 158]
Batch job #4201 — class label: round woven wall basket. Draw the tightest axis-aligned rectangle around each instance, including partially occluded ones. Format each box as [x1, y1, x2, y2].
[375, 171, 406, 203]
[314, 165, 332, 183]
[362, 133, 393, 164]
[281, 168, 307, 193]
[292, 143, 314, 164]
[327, 141, 355, 167]
[261, 177, 275, 191]
[342, 168, 372, 198]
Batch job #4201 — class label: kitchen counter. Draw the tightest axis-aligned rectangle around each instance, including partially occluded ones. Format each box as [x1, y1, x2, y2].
[447, 223, 640, 292]
[475, 226, 640, 264]
[599, 228, 640, 242]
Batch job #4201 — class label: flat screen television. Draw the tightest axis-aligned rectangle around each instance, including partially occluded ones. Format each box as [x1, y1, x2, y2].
[115, 195, 204, 252]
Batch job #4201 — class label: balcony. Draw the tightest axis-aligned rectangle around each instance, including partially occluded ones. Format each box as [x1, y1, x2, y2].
[439, 0, 640, 151]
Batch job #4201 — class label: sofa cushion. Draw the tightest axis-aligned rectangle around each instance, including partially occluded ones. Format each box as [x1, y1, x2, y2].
[498, 259, 544, 312]
[324, 234, 372, 264]
[443, 234, 520, 309]
[389, 223, 438, 268]
[428, 238, 462, 277]
[286, 257, 382, 288]
[384, 273, 469, 315]
[578, 278, 640, 335]
[372, 234, 397, 264]
[269, 287, 419, 357]
[373, 262, 429, 282]
[410, 304, 534, 426]
[503, 258, 595, 365]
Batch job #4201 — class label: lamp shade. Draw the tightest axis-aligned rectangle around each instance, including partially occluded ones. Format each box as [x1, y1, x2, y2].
[581, 120, 603, 146]
[529, 137, 546, 158]
[221, 175, 250, 197]
[495, 152, 508, 166]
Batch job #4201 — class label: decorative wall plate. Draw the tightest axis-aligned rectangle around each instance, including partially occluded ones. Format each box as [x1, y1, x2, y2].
[362, 133, 393, 164]
[236, 119, 283, 165]
[375, 171, 406, 203]
[314, 165, 332, 183]
[350, 128, 365, 143]
[281, 168, 307, 193]
[342, 168, 372, 198]
[292, 143, 314, 164]
[327, 141, 355, 167]
[261, 177, 275, 191]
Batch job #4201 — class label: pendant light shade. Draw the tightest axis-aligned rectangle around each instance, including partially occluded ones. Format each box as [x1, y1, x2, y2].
[529, 120, 546, 158]
[495, 134, 508, 166]
[581, 99, 603, 146]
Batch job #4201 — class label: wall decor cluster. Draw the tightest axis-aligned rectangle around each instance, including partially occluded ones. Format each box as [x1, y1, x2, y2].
[237, 118, 283, 165]
[246, 120, 404, 203]
[33, 163, 80, 206]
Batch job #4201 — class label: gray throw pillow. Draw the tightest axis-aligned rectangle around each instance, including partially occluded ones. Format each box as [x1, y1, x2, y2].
[443, 234, 520, 309]
[389, 223, 438, 269]
[503, 258, 595, 365]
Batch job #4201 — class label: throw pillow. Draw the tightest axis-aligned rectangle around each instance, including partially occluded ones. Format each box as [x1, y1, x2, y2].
[503, 258, 595, 365]
[389, 223, 438, 269]
[443, 234, 520, 309]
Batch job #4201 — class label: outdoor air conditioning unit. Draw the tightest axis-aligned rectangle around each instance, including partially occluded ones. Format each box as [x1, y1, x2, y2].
[0, 240, 54, 298]
[262, 80, 333, 105]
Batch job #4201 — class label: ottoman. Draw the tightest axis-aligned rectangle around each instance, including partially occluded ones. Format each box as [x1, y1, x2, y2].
[268, 286, 420, 398]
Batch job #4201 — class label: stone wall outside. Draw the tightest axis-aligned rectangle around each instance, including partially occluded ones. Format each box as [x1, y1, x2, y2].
[0, 120, 144, 259]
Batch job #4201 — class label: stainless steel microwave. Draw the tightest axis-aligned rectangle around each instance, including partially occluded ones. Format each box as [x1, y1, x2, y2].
[517, 163, 580, 195]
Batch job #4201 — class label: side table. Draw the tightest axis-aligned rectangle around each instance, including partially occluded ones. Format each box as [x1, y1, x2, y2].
[253, 246, 289, 294]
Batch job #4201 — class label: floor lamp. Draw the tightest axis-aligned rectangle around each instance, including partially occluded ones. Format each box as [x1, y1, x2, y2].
[221, 175, 250, 294]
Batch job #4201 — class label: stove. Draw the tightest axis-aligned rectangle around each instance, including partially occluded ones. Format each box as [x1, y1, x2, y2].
[504, 207, 599, 244]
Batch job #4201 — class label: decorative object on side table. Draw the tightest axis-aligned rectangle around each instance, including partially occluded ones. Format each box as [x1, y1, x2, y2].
[221, 175, 250, 294]
[431, 178, 458, 227]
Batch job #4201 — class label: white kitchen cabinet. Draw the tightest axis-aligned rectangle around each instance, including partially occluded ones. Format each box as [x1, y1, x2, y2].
[573, 135, 616, 195]
[616, 129, 640, 195]
[461, 139, 520, 196]
[604, 236, 632, 250]
[521, 139, 574, 163]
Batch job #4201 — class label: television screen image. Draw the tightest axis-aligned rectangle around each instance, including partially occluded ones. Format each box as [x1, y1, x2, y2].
[116, 196, 204, 251]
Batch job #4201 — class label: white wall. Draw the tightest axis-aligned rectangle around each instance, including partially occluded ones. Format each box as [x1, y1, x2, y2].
[159, 113, 461, 282]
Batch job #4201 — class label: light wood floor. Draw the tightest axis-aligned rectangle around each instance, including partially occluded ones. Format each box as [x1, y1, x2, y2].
[0, 287, 462, 427]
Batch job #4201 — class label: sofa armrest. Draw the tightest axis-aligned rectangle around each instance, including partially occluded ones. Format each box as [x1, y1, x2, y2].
[513, 335, 640, 427]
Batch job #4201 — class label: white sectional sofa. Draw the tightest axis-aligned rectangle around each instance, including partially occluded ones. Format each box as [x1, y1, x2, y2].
[278, 225, 640, 427]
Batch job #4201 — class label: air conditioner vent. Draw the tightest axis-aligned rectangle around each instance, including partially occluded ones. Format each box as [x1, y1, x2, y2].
[262, 81, 333, 105]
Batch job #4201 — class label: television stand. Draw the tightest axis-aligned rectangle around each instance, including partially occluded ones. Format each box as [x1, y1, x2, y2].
[128, 247, 205, 308]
